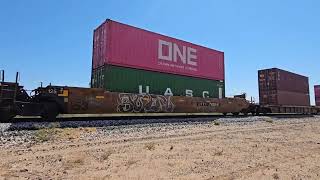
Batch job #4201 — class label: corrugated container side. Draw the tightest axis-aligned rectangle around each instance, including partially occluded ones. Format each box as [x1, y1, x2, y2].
[92, 65, 225, 98]
[315, 85, 320, 106]
[259, 90, 310, 106]
[91, 66, 105, 88]
[92, 23, 108, 69]
[259, 90, 278, 105]
[92, 19, 225, 81]
[258, 68, 309, 94]
[258, 70, 277, 91]
[276, 90, 310, 106]
[277, 69, 309, 94]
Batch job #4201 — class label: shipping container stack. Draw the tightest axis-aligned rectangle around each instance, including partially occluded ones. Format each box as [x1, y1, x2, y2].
[91, 19, 225, 98]
[315, 85, 320, 106]
[258, 68, 310, 106]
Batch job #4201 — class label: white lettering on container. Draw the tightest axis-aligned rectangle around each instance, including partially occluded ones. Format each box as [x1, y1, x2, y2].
[158, 40, 172, 61]
[219, 87, 223, 99]
[187, 47, 197, 66]
[158, 39, 197, 66]
[202, 91, 209, 98]
[164, 88, 173, 96]
[186, 89, 193, 97]
[139, 85, 149, 94]
[173, 43, 186, 64]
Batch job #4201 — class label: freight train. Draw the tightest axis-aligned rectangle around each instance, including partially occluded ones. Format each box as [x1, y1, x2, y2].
[1, 19, 319, 122]
[0, 71, 249, 122]
[0, 70, 319, 122]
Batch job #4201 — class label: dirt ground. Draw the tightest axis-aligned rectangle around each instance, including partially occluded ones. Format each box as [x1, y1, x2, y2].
[1, 117, 320, 180]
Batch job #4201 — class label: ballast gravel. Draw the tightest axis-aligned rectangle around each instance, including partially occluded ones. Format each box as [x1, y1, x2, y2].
[0, 116, 318, 150]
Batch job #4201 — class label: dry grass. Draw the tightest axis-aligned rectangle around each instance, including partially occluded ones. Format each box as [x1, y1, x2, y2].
[273, 173, 280, 179]
[34, 127, 97, 142]
[144, 142, 156, 151]
[126, 159, 138, 167]
[213, 121, 220, 126]
[80, 127, 97, 133]
[58, 128, 81, 140]
[214, 149, 224, 156]
[64, 157, 85, 169]
[265, 119, 274, 123]
[101, 150, 113, 161]
[34, 128, 59, 142]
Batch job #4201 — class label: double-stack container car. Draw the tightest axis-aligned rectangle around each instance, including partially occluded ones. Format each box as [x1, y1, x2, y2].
[1, 20, 320, 123]
[315, 85, 320, 106]
[258, 68, 310, 106]
[91, 20, 225, 98]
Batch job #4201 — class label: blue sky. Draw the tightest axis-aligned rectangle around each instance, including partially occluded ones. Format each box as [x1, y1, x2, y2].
[1, 0, 319, 104]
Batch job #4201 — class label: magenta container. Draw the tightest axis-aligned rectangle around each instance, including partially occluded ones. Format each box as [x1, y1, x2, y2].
[92, 19, 225, 81]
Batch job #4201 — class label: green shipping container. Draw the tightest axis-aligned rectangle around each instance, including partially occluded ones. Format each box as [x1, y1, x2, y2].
[91, 65, 225, 98]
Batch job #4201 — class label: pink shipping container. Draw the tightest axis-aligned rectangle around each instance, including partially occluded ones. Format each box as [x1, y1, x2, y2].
[92, 19, 225, 81]
[315, 85, 320, 106]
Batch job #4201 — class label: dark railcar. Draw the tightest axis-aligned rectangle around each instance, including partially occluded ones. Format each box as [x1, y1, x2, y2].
[259, 90, 310, 106]
[40, 86, 248, 115]
[258, 68, 309, 93]
[315, 85, 320, 106]
[258, 68, 310, 106]
[0, 70, 249, 122]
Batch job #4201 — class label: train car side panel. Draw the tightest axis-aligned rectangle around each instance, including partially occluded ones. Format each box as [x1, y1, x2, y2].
[61, 87, 249, 114]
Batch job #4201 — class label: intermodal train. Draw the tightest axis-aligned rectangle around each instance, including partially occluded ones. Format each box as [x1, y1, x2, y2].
[0, 70, 319, 122]
[1, 19, 319, 122]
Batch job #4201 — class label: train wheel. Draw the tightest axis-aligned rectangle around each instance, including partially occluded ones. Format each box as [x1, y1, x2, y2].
[40, 102, 59, 121]
[223, 113, 227, 116]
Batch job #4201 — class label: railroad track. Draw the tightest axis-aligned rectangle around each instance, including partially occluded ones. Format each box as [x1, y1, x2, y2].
[10, 112, 315, 122]
[1, 113, 316, 131]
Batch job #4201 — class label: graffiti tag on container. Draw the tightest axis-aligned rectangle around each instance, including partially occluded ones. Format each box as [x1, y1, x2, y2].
[117, 93, 175, 113]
